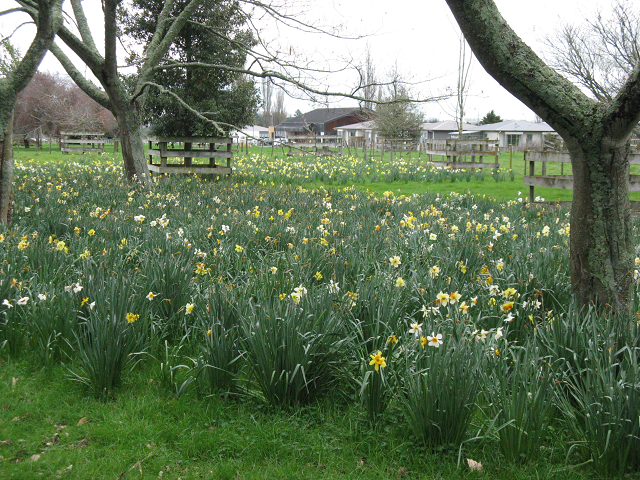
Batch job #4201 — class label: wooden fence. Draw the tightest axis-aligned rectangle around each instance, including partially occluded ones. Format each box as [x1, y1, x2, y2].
[375, 138, 420, 160]
[423, 139, 500, 169]
[147, 136, 234, 175]
[60, 132, 105, 154]
[524, 149, 640, 202]
[284, 135, 344, 156]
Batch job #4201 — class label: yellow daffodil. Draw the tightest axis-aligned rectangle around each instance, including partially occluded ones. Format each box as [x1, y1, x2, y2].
[369, 351, 387, 372]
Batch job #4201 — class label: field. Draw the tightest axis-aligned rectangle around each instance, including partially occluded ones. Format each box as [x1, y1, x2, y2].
[1, 145, 640, 479]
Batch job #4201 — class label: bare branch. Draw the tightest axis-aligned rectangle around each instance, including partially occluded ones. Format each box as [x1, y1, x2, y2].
[49, 43, 111, 110]
[56, 24, 105, 74]
[141, 81, 226, 134]
[0, 8, 30, 17]
[153, 61, 445, 105]
[69, 0, 99, 54]
[603, 61, 640, 140]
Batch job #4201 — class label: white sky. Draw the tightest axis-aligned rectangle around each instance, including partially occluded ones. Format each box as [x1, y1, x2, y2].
[3, 0, 609, 123]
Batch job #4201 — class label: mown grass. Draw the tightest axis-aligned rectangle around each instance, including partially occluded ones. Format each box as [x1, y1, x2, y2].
[1, 360, 591, 480]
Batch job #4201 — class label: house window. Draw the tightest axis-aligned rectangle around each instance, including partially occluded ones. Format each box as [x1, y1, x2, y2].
[506, 134, 520, 146]
[526, 134, 533, 142]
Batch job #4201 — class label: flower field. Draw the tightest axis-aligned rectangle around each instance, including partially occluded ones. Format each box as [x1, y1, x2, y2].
[2, 152, 640, 477]
[232, 152, 503, 185]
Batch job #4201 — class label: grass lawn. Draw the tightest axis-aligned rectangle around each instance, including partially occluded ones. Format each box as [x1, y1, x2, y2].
[1, 360, 591, 480]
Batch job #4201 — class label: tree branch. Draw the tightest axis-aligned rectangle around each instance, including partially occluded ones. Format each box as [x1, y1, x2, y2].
[445, 0, 596, 139]
[0, 8, 30, 18]
[9, 0, 63, 95]
[141, 81, 226, 134]
[56, 24, 105, 75]
[603, 62, 640, 141]
[103, 0, 118, 76]
[152, 61, 446, 105]
[49, 43, 111, 110]
[69, 0, 99, 54]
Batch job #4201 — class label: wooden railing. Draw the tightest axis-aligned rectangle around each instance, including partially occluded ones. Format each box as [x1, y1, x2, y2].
[524, 149, 640, 202]
[423, 139, 499, 169]
[147, 136, 234, 175]
[60, 132, 105, 154]
[284, 135, 343, 156]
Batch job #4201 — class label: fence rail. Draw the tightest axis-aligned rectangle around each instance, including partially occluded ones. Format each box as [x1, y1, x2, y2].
[423, 139, 500, 169]
[284, 135, 344, 156]
[60, 132, 105, 154]
[524, 149, 640, 202]
[147, 136, 234, 175]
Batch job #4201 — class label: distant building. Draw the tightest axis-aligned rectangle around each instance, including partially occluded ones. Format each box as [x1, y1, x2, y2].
[336, 119, 477, 146]
[421, 120, 477, 141]
[230, 125, 270, 145]
[276, 108, 373, 139]
[455, 120, 557, 148]
[335, 120, 377, 146]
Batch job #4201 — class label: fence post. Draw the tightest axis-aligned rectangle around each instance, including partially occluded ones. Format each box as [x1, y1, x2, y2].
[509, 145, 513, 170]
[527, 150, 535, 203]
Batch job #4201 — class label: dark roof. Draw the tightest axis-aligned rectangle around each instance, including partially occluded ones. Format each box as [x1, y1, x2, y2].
[276, 108, 371, 131]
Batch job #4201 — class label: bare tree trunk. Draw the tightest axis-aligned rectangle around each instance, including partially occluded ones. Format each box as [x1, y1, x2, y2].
[569, 138, 634, 312]
[0, 112, 15, 224]
[105, 85, 150, 182]
[116, 111, 149, 182]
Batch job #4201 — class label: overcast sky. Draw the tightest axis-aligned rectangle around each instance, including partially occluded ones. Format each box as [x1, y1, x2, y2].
[3, 0, 610, 123]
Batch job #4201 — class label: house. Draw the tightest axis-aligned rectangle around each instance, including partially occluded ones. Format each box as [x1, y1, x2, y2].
[275, 108, 372, 140]
[231, 125, 270, 145]
[421, 120, 477, 141]
[336, 119, 476, 146]
[335, 120, 377, 146]
[456, 120, 557, 149]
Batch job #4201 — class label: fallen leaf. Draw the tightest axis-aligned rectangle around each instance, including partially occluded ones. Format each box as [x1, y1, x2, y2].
[31, 453, 41, 462]
[0, 440, 13, 446]
[11, 377, 19, 387]
[395, 466, 409, 478]
[467, 458, 483, 471]
[11, 413, 31, 422]
[77, 417, 88, 426]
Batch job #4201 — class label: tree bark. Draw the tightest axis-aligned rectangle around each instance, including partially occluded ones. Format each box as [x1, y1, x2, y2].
[0, 111, 14, 224]
[110, 97, 149, 181]
[567, 135, 633, 312]
[445, 0, 640, 313]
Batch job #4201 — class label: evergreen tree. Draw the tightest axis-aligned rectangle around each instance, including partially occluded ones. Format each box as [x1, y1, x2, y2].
[479, 110, 502, 125]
